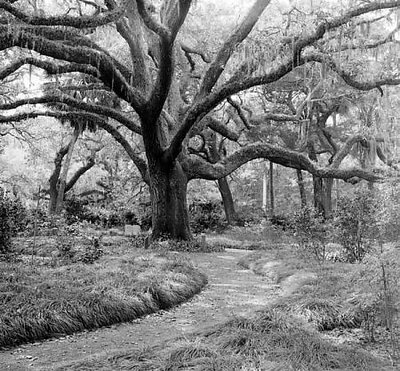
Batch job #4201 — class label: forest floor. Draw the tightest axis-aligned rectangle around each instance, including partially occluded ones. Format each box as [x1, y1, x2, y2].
[1, 240, 282, 370]
[1, 233, 397, 370]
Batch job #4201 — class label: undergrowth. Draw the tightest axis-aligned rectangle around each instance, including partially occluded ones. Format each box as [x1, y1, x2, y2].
[0, 251, 207, 348]
[105, 309, 390, 371]
[238, 245, 400, 365]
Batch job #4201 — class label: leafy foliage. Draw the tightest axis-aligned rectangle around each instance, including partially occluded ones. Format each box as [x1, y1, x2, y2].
[289, 206, 329, 261]
[0, 195, 13, 256]
[189, 201, 226, 233]
[333, 189, 378, 262]
[0, 195, 27, 257]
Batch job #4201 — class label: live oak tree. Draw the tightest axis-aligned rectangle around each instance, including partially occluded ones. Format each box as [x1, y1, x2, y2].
[1, 0, 400, 239]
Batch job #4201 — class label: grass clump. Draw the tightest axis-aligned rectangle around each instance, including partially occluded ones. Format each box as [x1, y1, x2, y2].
[0, 251, 207, 348]
[119, 309, 389, 371]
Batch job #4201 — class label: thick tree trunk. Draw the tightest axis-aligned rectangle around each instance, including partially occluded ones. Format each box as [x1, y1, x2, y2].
[149, 160, 192, 240]
[218, 177, 237, 225]
[313, 176, 333, 218]
[296, 169, 307, 207]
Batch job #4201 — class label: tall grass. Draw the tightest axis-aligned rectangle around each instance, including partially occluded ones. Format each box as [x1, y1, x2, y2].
[110, 309, 390, 371]
[0, 252, 207, 348]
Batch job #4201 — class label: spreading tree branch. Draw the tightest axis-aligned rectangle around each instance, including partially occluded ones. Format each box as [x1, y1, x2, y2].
[0, 57, 101, 81]
[183, 141, 383, 183]
[0, 26, 146, 114]
[0, 1, 123, 28]
[0, 93, 141, 134]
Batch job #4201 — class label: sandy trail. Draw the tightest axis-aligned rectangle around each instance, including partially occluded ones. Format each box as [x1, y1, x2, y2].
[1, 248, 281, 370]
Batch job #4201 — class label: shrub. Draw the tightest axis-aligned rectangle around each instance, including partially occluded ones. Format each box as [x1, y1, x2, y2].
[333, 189, 378, 263]
[64, 197, 91, 224]
[189, 201, 225, 233]
[7, 198, 28, 235]
[270, 214, 292, 231]
[289, 206, 329, 261]
[0, 195, 13, 256]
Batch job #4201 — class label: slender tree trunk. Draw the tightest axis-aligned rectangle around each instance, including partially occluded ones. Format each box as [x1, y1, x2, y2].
[55, 126, 80, 214]
[218, 177, 237, 225]
[148, 159, 192, 240]
[262, 160, 268, 214]
[313, 175, 324, 215]
[323, 178, 334, 218]
[269, 161, 275, 216]
[313, 177, 334, 218]
[296, 169, 307, 207]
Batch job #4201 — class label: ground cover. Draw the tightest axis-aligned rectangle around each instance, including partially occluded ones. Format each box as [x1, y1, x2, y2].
[0, 236, 207, 348]
[1, 226, 398, 370]
[237, 241, 400, 368]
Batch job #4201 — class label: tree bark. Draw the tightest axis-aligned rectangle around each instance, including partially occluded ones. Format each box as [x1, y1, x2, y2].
[148, 159, 192, 240]
[296, 169, 307, 207]
[218, 177, 238, 225]
[54, 126, 80, 214]
[312, 176, 334, 218]
[48, 144, 69, 215]
[323, 178, 334, 218]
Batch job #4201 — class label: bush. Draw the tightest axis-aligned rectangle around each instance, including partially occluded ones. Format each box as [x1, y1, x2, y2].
[77, 237, 103, 264]
[0, 195, 28, 256]
[7, 198, 27, 235]
[270, 214, 292, 231]
[333, 189, 378, 263]
[0, 196, 13, 256]
[289, 206, 329, 261]
[64, 197, 124, 227]
[189, 201, 225, 233]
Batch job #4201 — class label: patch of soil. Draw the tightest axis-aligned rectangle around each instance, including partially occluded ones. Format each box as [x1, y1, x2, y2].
[0, 248, 281, 370]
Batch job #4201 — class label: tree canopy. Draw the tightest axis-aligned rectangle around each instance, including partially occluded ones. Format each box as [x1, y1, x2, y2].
[1, 0, 400, 239]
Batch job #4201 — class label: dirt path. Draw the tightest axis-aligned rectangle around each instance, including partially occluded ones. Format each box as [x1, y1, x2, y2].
[1, 248, 281, 370]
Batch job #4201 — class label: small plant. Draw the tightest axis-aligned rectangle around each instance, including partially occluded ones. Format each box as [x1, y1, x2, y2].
[355, 246, 400, 356]
[78, 237, 103, 264]
[130, 235, 147, 249]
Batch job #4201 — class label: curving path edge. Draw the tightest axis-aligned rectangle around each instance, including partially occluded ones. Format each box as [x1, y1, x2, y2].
[1, 248, 281, 370]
